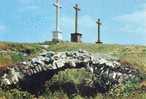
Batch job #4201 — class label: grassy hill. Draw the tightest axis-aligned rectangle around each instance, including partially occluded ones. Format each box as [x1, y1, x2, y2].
[0, 42, 42, 68]
[47, 42, 146, 71]
[1, 42, 146, 72]
[0, 42, 146, 99]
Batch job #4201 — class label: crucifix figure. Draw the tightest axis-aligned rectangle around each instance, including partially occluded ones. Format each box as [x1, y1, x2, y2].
[52, 0, 62, 42]
[71, 4, 82, 42]
[96, 18, 103, 44]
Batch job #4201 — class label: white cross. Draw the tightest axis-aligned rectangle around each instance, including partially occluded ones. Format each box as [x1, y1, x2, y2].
[53, 0, 62, 31]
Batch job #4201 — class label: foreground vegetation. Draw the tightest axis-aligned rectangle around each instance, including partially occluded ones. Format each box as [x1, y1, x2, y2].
[0, 42, 146, 99]
[0, 69, 146, 99]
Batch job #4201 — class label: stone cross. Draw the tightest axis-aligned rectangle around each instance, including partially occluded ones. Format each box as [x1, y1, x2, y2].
[71, 4, 82, 42]
[52, 0, 62, 42]
[96, 18, 102, 43]
[73, 4, 80, 33]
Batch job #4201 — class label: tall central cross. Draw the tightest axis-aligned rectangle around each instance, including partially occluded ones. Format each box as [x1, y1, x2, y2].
[96, 18, 103, 44]
[71, 4, 82, 42]
[73, 4, 80, 33]
[52, 0, 62, 42]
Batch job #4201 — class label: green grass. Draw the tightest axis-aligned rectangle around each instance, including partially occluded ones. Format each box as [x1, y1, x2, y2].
[0, 42, 43, 66]
[0, 89, 146, 99]
[0, 89, 34, 99]
[47, 68, 93, 85]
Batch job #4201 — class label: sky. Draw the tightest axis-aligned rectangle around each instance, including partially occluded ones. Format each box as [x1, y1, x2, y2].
[0, 0, 145, 45]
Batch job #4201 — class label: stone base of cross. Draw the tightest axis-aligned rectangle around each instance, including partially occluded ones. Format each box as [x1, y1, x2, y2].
[71, 33, 82, 42]
[96, 41, 103, 44]
[52, 31, 62, 42]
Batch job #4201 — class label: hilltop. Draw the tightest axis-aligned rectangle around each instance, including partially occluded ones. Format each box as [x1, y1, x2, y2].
[0, 42, 146, 72]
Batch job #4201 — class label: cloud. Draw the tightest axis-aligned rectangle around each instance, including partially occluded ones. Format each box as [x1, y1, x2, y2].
[114, 5, 145, 33]
[111, 4, 146, 44]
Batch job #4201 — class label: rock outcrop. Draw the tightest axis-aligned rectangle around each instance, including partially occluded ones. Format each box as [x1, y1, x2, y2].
[0, 50, 143, 92]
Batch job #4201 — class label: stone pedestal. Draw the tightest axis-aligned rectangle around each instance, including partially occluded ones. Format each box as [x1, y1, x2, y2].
[71, 33, 82, 42]
[52, 31, 62, 42]
[96, 41, 103, 44]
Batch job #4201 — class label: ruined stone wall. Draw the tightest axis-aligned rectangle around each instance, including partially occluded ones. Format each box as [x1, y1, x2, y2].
[0, 50, 142, 91]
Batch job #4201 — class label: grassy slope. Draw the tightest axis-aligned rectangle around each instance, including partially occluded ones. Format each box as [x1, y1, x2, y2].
[47, 42, 146, 72]
[0, 42, 146, 71]
[46, 42, 146, 99]
[0, 42, 146, 99]
[0, 42, 43, 68]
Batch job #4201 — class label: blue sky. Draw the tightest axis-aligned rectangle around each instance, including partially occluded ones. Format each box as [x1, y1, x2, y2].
[0, 0, 145, 45]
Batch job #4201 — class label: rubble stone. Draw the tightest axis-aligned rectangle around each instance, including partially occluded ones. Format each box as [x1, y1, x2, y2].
[0, 50, 143, 90]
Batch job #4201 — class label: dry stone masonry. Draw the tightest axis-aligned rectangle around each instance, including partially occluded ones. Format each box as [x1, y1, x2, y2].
[0, 50, 143, 91]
